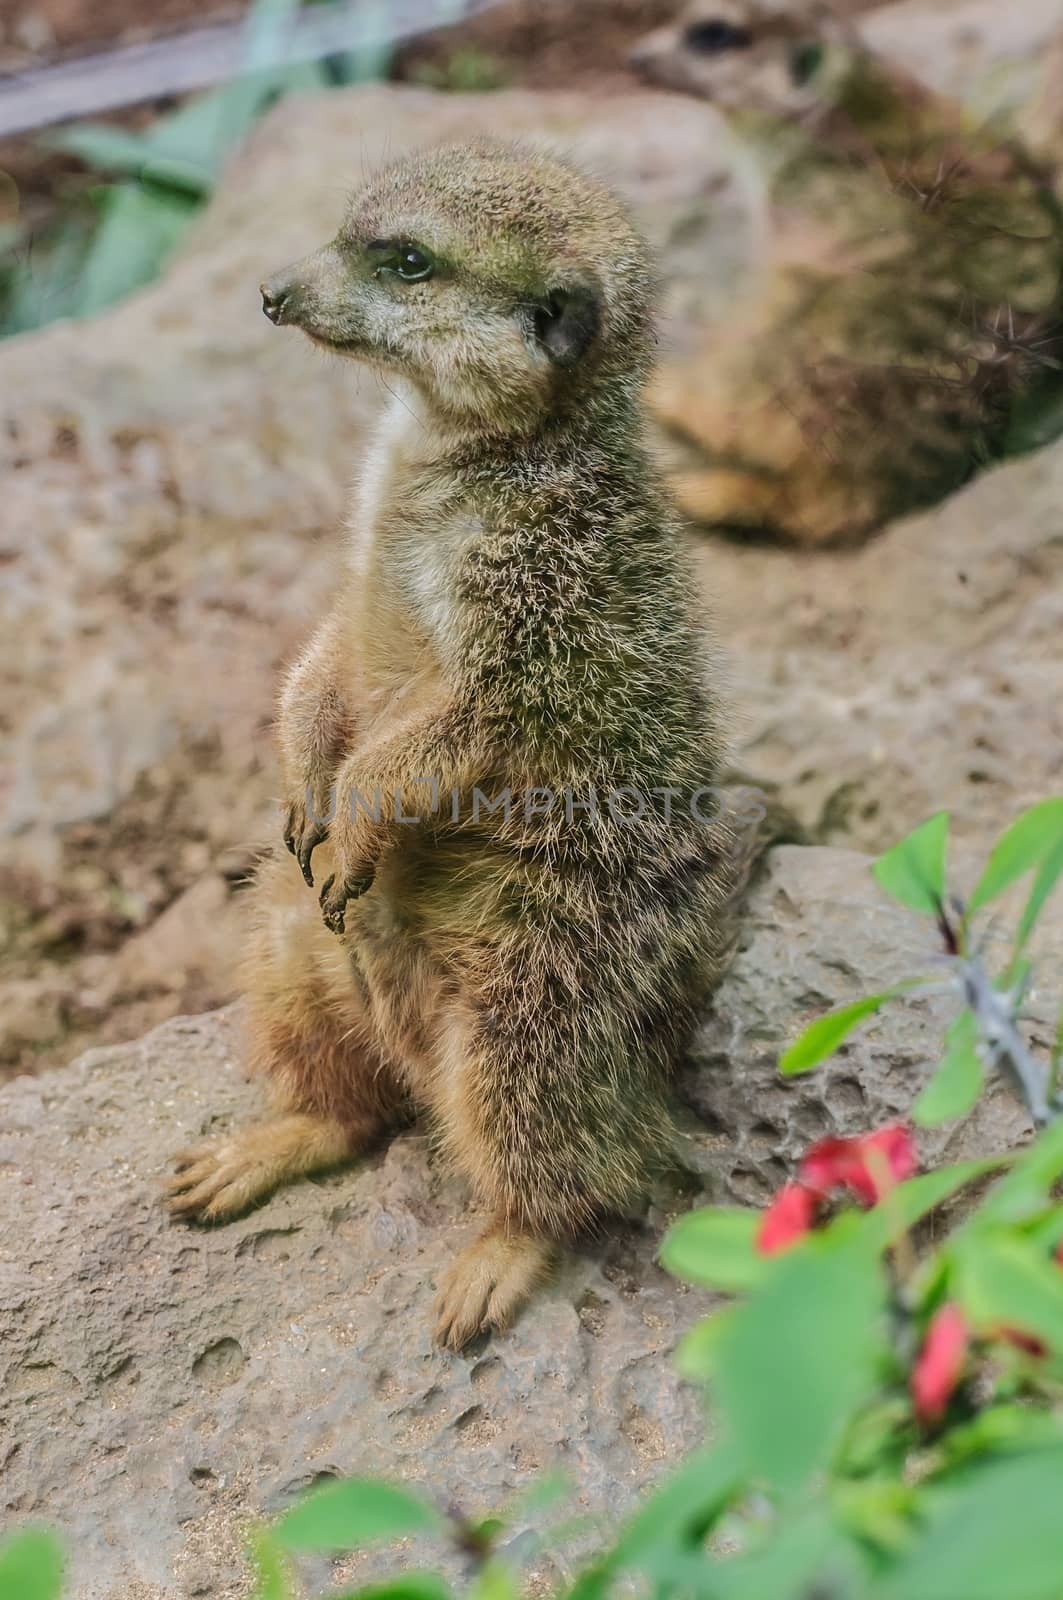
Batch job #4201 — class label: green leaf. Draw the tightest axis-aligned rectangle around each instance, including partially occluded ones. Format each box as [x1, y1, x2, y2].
[469, 1565, 517, 1600]
[715, 1223, 886, 1496]
[913, 1012, 983, 1127]
[1016, 834, 1063, 951]
[674, 1306, 737, 1380]
[933, 1404, 1063, 1471]
[659, 1206, 764, 1291]
[974, 1120, 1063, 1226]
[334, 1577, 451, 1600]
[248, 1529, 290, 1600]
[968, 799, 1063, 914]
[862, 1157, 1006, 1250]
[48, 123, 158, 176]
[76, 183, 197, 317]
[872, 810, 949, 915]
[833, 1479, 917, 1553]
[873, 1447, 1063, 1599]
[275, 1477, 441, 1554]
[779, 991, 895, 1075]
[702, 1505, 867, 1600]
[608, 1445, 742, 1573]
[954, 1232, 1063, 1353]
[0, 1530, 64, 1600]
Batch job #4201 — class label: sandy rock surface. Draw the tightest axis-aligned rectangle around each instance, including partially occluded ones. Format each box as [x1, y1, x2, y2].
[4, 844, 1055, 1599]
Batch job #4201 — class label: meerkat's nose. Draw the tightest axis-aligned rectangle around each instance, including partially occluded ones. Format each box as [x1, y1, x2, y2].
[260, 275, 295, 326]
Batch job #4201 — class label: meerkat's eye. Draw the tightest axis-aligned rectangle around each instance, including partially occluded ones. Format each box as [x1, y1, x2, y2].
[396, 246, 434, 282]
[788, 40, 825, 86]
[683, 18, 754, 53]
[367, 241, 435, 282]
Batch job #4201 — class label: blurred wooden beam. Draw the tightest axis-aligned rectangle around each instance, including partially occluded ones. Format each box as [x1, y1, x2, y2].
[0, 0, 496, 140]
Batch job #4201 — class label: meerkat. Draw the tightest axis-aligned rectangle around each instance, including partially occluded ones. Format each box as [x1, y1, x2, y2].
[166, 139, 746, 1349]
[632, 3, 1063, 544]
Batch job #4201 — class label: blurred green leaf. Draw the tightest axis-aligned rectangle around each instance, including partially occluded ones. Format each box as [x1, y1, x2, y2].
[75, 183, 197, 318]
[873, 1447, 1063, 1599]
[335, 1577, 451, 1600]
[932, 1404, 1063, 1471]
[468, 1565, 517, 1600]
[609, 1445, 741, 1574]
[833, 1479, 917, 1554]
[968, 799, 1063, 914]
[1016, 834, 1063, 951]
[954, 1231, 1063, 1353]
[275, 1477, 441, 1554]
[674, 1306, 737, 1380]
[715, 1224, 886, 1496]
[779, 990, 895, 1075]
[660, 1206, 764, 1291]
[248, 1529, 290, 1600]
[0, 1530, 64, 1600]
[697, 1506, 866, 1600]
[914, 1012, 983, 1127]
[872, 810, 949, 915]
[974, 1119, 1063, 1226]
[862, 1157, 1006, 1252]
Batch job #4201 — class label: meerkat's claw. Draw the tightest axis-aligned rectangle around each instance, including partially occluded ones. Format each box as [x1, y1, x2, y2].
[433, 1231, 553, 1351]
[283, 801, 328, 886]
[165, 1137, 270, 1221]
[319, 867, 374, 934]
[297, 825, 327, 887]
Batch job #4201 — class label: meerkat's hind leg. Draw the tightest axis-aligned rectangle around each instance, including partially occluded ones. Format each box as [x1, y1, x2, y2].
[166, 1112, 356, 1222]
[433, 1224, 554, 1351]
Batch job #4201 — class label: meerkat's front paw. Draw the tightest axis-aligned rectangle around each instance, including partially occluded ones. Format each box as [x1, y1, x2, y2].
[433, 1229, 553, 1351]
[318, 865, 375, 934]
[166, 1135, 275, 1221]
[283, 791, 331, 887]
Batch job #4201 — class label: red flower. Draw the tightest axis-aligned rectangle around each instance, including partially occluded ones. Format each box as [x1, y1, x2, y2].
[756, 1182, 820, 1255]
[800, 1124, 916, 1207]
[911, 1303, 969, 1424]
[1056, 1241, 1063, 1268]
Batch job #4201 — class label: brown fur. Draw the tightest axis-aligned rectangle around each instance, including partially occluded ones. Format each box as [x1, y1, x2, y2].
[633, 3, 1063, 545]
[167, 140, 746, 1347]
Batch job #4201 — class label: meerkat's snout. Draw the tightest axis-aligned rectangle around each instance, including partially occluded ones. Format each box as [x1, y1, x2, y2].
[259, 242, 353, 342]
[260, 274, 295, 325]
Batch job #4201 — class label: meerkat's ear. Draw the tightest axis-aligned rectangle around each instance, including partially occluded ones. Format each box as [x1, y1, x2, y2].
[533, 284, 601, 367]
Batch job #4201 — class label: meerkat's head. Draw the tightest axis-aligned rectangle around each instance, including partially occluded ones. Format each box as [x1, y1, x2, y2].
[260, 139, 654, 432]
[629, 1, 862, 115]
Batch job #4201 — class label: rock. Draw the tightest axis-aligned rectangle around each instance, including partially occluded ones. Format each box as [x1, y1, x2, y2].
[2, 845, 1055, 1599]
[0, 1008, 705, 1600]
[703, 439, 1063, 854]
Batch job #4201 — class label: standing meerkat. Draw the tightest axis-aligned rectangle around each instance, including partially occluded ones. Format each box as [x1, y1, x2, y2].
[167, 140, 745, 1349]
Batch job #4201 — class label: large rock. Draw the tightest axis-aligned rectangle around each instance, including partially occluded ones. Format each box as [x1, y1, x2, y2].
[703, 438, 1063, 855]
[2, 845, 1055, 1600]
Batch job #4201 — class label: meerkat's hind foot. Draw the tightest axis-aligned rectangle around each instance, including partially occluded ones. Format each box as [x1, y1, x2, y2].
[433, 1226, 554, 1351]
[166, 1112, 355, 1223]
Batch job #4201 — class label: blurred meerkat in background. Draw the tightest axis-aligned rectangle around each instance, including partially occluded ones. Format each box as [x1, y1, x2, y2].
[632, 1, 1063, 545]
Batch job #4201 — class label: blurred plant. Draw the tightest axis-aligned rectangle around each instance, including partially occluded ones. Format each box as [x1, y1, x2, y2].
[7, 799, 1063, 1600]
[410, 47, 508, 93]
[0, 0, 405, 337]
